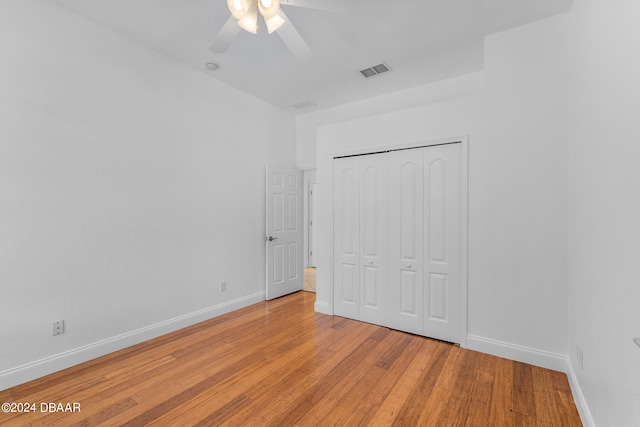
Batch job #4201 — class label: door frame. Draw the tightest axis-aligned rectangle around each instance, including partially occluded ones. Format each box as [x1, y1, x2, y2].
[308, 182, 317, 267]
[329, 135, 469, 348]
[303, 169, 317, 268]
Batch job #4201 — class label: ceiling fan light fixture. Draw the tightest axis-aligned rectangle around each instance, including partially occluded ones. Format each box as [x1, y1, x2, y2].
[227, 0, 250, 19]
[265, 13, 285, 34]
[259, 0, 280, 19]
[212, 0, 312, 59]
[237, 4, 259, 34]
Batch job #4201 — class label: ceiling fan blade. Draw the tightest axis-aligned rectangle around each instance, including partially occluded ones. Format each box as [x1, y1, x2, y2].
[280, 0, 347, 13]
[209, 15, 241, 53]
[276, 9, 312, 61]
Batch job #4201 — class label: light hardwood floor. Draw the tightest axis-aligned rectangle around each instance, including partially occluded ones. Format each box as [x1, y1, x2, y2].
[0, 292, 582, 426]
[304, 267, 316, 293]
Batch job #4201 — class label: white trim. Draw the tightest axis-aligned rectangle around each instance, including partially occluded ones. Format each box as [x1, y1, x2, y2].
[565, 359, 597, 427]
[466, 334, 567, 372]
[459, 137, 469, 348]
[314, 299, 332, 315]
[0, 291, 265, 391]
[330, 135, 469, 160]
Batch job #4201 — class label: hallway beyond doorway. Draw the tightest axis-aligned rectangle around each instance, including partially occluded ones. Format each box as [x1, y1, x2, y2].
[304, 267, 316, 293]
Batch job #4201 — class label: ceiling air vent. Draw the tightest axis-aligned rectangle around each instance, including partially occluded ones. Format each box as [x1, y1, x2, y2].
[291, 100, 317, 110]
[359, 62, 391, 78]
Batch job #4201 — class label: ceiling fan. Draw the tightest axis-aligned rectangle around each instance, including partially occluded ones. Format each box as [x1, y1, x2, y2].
[210, 0, 343, 61]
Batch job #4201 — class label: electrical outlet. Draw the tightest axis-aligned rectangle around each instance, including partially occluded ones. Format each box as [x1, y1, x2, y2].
[576, 343, 584, 370]
[53, 320, 65, 336]
[220, 281, 227, 292]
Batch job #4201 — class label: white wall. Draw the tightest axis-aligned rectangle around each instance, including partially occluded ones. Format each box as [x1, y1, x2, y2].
[0, 0, 295, 388]
[296, 72, 484, 170]
[469, 15, 569, 358]
[567, 0, 640, 425]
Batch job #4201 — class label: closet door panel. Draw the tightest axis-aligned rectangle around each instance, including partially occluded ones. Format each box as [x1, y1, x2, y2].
[334, 157, 360, 319]
[359, 154, 389, 325]
[388, 150, 424, 335]
[424, 144, 461, 343]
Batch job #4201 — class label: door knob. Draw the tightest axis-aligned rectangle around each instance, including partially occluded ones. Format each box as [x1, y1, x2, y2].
[369, 260, 374, 265]
[266, 236, 278, 242]
[407, 264, 412, 269]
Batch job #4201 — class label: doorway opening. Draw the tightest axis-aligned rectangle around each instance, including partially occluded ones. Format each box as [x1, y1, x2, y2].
[303, 169, 317, 293]
[304, 267, 316, 293]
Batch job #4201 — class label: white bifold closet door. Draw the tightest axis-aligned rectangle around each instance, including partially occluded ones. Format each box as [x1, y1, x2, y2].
[333, 152, 389, 324]
[333, 143, 461, 343]
[387, 149, 424, 335]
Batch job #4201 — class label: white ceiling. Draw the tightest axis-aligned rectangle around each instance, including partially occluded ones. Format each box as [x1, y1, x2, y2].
[50, 0, 572, 114]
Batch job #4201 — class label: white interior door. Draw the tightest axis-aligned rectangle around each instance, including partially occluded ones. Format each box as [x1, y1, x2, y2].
[423, 144, 461, 342]
[266, 165, 303, 300]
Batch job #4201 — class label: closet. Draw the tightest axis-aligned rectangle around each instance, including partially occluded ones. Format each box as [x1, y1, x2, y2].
[333, 142, 462, 343]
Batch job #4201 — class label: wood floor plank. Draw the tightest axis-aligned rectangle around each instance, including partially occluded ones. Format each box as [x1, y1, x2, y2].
[463, 353, 496, 427]
[219, 321, 377, 426]
[342, 400, 380, 427]
[108, 306, 323, 426]
[298, 330, 412, 426]
[553, 381, 584, 427]
[68, 397, 138, 427]
[488, 355, 516, 426]
[513, 361, 538, 419]
[367, 346, 434, 426]
[390, 343, 453, 426]
[144, 315, 337, 426]
[263, 325, 384, 427]
[293, 360, 385, 425]
[40, 340, 236, 426]
[0, 292, 582, 427]
[415, 345, 467, 426]
[532, 366, 560, 426]
[364, 335, 426, 407]
[321, 331, 418, 426]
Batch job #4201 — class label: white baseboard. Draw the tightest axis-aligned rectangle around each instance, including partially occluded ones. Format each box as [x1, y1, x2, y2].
[0, 291, 265, 391]
[565, 359, 596, 427]
[314, 299, 332, 315]
[466, 334, 567, 372]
